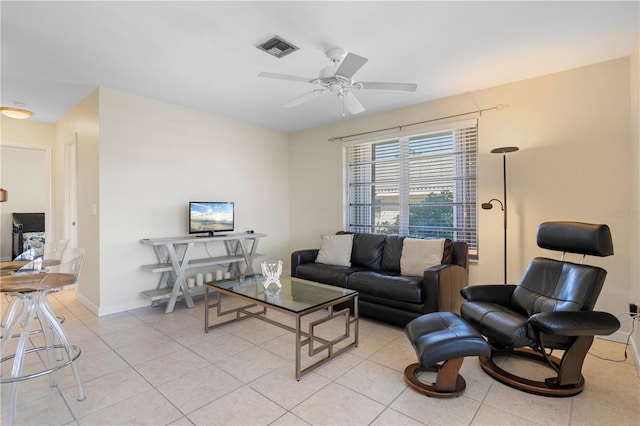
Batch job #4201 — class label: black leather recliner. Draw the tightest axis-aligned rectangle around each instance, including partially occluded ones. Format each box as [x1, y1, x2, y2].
[460, 221, 620, 397]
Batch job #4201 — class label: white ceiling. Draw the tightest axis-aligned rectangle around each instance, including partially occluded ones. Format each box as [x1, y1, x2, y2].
[2, 1, 638, 133]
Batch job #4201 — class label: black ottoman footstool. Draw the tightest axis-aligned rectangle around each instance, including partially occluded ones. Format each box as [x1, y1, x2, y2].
[404, 311, 490, 398]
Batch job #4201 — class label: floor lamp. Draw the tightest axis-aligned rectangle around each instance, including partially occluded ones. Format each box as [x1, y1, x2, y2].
[482, 146, 519, 284]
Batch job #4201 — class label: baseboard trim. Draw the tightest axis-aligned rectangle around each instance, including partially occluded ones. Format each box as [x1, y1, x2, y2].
[600, 330, 631, 344]
[75, 292, 154, 317]
[75, 292, 99, 316]
[598, 330, 640, 376]
[97, 299, 150, 317]
[631, 338, 640, 376]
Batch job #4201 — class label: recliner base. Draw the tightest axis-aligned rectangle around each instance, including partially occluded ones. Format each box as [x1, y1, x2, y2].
[479, 348, 585, 397]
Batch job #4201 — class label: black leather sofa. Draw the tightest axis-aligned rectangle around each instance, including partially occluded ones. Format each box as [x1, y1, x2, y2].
[291, 233, 469, 327]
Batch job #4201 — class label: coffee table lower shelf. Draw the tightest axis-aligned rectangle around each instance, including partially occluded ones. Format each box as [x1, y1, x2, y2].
[204, 280, 359, 380]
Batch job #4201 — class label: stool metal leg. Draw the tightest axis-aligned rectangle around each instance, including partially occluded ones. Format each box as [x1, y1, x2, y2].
[1, 293, 22, 331]
[1, 295, 26, 354]
[6, 294, 37, 426]
[37, 291, 85, 401]
[35, 296, 61, 388]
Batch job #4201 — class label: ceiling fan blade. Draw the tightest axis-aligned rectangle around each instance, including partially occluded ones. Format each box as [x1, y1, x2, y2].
[258, 72, 313, 83]
[335, 53, 368, 79]
[282, 91, 325, 108]
[358, 82, 418, 92]
[342, 91, 365, 115]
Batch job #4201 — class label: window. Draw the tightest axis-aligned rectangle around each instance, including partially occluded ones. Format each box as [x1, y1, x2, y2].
[345, 119, 478, 257]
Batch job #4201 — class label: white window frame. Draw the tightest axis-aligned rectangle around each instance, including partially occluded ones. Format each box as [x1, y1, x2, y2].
[343, 119, 478, 258]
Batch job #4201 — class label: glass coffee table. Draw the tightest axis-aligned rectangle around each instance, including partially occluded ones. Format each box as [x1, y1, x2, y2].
[204, 274, 358, 380]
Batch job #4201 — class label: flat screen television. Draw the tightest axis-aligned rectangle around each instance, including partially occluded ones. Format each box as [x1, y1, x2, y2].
[189, 201, 234, 236]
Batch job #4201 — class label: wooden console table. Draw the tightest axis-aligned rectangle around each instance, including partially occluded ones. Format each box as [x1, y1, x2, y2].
[140, 233, 266, 313]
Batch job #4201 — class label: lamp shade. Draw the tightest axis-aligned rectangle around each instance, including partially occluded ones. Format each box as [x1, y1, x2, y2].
[0, 188, 7, 202]
[0, 107, 32, 119]
[490, 146, 519, 154]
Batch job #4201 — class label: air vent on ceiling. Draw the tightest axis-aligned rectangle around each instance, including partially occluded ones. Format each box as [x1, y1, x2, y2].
[257, 36, 299, 59]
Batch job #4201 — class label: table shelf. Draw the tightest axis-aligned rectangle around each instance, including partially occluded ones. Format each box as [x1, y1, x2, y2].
[140, 233, 266, 313]
[141, 254, 259, 273]
[142, 286, 209, 305]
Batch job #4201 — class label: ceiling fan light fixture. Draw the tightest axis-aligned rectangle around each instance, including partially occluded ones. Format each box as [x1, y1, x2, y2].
[326, 48, 346, 63]
[0, 107, 32, 119]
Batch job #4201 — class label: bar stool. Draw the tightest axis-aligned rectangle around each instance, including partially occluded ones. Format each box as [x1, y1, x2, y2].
[1, 248, 86, 425]
[2, 241, 69, 332]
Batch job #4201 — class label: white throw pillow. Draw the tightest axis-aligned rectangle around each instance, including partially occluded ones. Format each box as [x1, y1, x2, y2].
[315, 234, 353, 267]
[400, 238, 445, 277]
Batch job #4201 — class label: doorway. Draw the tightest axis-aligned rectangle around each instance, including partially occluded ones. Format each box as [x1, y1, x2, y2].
[0, 142, 52, 261]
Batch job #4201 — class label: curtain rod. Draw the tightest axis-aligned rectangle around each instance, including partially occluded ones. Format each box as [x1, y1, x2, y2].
[328, 104, 508, 142]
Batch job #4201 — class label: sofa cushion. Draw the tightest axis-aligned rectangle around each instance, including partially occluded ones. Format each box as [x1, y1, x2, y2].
[351, 233, 386, 270]
[381, 235, 405, 273]
[315, 234, 353, 267]
[400, 238, 445, 277]
[294, 263, 361, 288]
[348, 271, 423, 303]
[16, 232, 46, 259]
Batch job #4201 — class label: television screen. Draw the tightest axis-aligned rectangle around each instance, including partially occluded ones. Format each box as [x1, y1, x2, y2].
[189, 202, 234, 236]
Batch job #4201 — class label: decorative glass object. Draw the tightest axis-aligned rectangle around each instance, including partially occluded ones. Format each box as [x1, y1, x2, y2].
[263, 283, 282, 303]
[261, 260, 282, 289]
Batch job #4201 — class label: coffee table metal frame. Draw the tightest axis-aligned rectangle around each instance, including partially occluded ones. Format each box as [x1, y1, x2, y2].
[204, 275, 359, 380]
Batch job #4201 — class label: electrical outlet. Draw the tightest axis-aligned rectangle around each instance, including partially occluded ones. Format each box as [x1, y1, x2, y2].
[630, 303, 639, 318]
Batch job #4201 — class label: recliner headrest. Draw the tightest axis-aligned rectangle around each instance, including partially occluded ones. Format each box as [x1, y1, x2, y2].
[537, 222, 613, 257]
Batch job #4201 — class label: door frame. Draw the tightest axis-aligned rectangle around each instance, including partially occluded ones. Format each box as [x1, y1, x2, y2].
[64, 134, 79, 248]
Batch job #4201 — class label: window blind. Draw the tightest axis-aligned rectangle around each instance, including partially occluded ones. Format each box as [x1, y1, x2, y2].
[345, 120, 478, 256]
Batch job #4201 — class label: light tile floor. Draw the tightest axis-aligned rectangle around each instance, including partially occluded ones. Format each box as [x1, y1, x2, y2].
[1, 289, 639, 425]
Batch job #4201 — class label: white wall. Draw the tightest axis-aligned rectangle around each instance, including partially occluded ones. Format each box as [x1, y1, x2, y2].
[0, 146, 49, 260]
[0, 118, 54, 261]
[55, 89, 101, 310]
[289, 57, 634, 342]
[7, 87, 290, 316]
[96, 88, 290, 314]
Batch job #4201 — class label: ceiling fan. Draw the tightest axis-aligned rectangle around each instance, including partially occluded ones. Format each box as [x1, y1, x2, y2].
[258, 48, 417, 116]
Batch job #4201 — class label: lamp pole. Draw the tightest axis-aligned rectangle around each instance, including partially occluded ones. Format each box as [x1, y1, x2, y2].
[484, 146, 519, 285]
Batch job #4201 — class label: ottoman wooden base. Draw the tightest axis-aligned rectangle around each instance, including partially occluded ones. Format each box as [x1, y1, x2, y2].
[404, 358, 466, 398]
